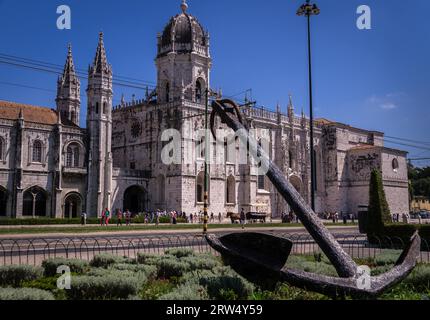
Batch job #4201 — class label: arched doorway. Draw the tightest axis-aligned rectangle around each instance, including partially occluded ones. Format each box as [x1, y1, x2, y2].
[123, 186, 146, 215]
[64, 193, 82, 219]
[0, 187, 7, 216]
[23, 187, 47, 217]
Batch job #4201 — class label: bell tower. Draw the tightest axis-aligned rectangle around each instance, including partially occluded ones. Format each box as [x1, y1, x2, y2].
[56, 44, 80, 126]
[86, 32, 113, 217]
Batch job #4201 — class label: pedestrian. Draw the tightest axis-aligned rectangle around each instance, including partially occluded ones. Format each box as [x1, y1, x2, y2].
[240, 208, 246, 230]
[156, 211, 160, 226]
[116, 209, 123, 227]
[218, 212, 222, 223]
[125, 209, 131, 226]
[104, 208, 111, 226]
[172, 211, 177, 225]
[80, 211, 87, 226]
[342, 212, 347, 225]
[100, 209, 106, 226]
[210, 212, 214, 223]
[190, 213, 194, 224]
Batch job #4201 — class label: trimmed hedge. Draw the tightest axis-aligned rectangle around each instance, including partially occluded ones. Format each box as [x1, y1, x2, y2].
[0, 216, 188, 226]
[67, 276, 139, 300]
[0, 218, 101, 226]
[42, 258, 89, 277]
[377, 224, 430, 247]
[0, 265, 43, 287]
[0, 287, 55, 300]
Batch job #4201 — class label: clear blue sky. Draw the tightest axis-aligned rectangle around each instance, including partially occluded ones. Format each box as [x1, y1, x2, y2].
[0, 0, 429, 165]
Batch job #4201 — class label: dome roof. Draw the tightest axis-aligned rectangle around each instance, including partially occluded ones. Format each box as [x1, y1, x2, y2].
[158, 2, 209, 57]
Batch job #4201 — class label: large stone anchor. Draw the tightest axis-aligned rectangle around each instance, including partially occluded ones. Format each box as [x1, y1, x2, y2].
[205, 99, 421, 299]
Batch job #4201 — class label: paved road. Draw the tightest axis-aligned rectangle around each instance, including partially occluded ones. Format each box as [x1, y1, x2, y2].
[0, 225, 360, 240]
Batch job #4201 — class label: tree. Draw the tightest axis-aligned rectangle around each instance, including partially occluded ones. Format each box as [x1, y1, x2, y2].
[367, 169, 391, 236]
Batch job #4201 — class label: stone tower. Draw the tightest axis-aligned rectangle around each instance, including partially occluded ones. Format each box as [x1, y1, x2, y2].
[86, 33, 113, 217]
[156, 0, 212, 104]
[56, 44, 81, 125]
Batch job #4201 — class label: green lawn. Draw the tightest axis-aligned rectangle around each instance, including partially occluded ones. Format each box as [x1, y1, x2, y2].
[0, 222, 357, 235]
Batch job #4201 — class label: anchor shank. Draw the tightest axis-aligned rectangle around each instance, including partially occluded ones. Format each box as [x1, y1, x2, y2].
[212, 100, 357, 277]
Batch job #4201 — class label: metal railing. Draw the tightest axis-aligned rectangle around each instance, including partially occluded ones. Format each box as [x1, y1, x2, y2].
[0, 234, 428, 266]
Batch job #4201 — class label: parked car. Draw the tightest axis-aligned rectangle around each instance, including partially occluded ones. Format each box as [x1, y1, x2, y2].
[419, 211, 430, 219]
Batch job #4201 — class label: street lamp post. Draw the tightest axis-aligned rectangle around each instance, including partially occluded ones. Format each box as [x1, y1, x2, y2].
[203, 87, 210, 234]
[297, 0, 320, 211]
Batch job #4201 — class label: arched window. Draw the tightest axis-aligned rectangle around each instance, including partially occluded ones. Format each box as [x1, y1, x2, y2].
[392, 158, 399, 172]
[165, 82, 170, 103]
[226, 175, 236, 204]
[73, 147, 80, 167]
[0, 137, 4, 161]
[289, 150, 294, 169]
[65, 143, 81, 168]
[103, 102, 107, 114]
[196, 172, 209, 204]
[32, 140, 42, 163]
[66, 146, 73, 167]
[195, 80, 202, 104]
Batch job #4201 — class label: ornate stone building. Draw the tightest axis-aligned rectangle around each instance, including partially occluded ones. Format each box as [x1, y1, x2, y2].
[0, 2, 409, 218]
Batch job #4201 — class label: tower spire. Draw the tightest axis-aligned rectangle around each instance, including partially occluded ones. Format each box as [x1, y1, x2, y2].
[91, 32, 110, 74]
[287, 93, 294, 122]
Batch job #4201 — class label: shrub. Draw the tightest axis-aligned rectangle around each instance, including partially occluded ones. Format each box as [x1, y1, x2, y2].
[157, 258, 190, 279]
[22, 277, 58, 291]
[199, 275, 254, 300]
[403, 264, 430, 291]
[159, 283, 208, 300]
[137, 253, 161, 265]
[182, 256, 221, 270]
[374, 250, 402, 266]
[285, 255, 338, 277]
[0, 265, 43, 288]
[42, 258, 89, 277]
[67, 276, 139, 300]
[90, 254, 129, 268]
[0, 287, 55, 300]
[182, 267, 254, 300]
[110, 264, 157, 279]
[164, 248, 195, 258]
[140, 280, 175, 300]
[367, 170, 391, 236]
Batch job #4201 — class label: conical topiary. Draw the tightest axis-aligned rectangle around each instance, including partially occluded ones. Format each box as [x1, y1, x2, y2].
[367, 169, 391, 236]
